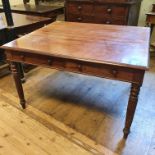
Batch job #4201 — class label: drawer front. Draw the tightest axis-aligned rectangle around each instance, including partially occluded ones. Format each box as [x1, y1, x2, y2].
[66, 3, 94, 16]
[67, 13, 126, 25]
[66, 14, 94, 23]
[66, 3, 128, 17]
[7, 51, 136, 83]
[82, 63, 134, 82]
[9, 52, 83, 72]
[94, 16, 127, 25]
[94, 5, 128, 18]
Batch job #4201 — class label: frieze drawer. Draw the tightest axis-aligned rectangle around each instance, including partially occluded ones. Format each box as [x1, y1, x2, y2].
[6, 51, 135, 82]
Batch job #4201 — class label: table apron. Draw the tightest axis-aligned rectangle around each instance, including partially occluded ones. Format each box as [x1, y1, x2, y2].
[6, 50, 145, 85]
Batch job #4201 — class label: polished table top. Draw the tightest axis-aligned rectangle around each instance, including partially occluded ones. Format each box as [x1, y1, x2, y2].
[0, 12, 52, 29]
[2, 21, 150, 70]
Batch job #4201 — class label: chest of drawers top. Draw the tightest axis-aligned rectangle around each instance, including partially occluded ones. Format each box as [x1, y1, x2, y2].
[66, 0, 142, 4]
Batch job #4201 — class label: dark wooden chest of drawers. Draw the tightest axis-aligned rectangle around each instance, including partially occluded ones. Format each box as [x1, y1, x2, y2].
[65, 0, 142, 25]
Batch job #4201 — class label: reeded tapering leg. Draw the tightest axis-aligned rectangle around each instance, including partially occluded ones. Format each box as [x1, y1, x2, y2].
[123, 83, 141, 139]
[10, 62, 26, 109]
[16, 63, 26, 83]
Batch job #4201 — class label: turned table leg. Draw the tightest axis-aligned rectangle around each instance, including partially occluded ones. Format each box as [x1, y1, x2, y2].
[16, 63, 26, 83]
[123, 83, 141, 138]
[10, 62, 26, 109]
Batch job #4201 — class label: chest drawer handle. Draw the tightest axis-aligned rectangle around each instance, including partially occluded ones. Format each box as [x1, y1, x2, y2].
[78, 64, 82, 71]
[47, 59, 53, 65]
[107, 8, 112, 13]
[77, 6, 82, 10]
[20, 55, 25, 61]
[105, 21, 111, 24]
[112, 69, 118, 77]
[77, 17, 82, 21]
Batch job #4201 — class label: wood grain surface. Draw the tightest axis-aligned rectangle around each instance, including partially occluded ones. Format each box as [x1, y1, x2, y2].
[1, 21, 150, 70]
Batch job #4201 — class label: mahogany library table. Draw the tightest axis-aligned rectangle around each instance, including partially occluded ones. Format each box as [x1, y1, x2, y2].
[0, 21, 150, 138]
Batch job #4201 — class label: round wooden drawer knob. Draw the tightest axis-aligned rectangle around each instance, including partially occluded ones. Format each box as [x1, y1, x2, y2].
[107, 8, 112, 13]
[77, 6, 82, 10]
[106, 21, 111, 24]
[47, 59, 52, 65]
[112, 69, 118, 77]
[77, 17, 82, 21]
[20, 55, 25, 61]
[78, 64, 82, 71]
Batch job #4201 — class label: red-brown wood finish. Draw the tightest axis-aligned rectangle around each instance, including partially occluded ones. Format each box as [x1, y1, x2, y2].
[65, 0, 142, 26]
[146, 12, 155, 25]
[1, 21, 150, 138]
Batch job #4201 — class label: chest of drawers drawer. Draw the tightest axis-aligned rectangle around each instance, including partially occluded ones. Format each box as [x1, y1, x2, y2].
[66, 3, 94, 16]
[67, 13, 126, 25]
[94, 16, 127, 25]
[66, 14, 95, 23]
[94, 5, 128, 18]
[66, 3, 128, 18]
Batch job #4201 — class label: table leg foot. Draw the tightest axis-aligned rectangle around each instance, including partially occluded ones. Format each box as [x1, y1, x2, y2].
[123, 128, 130, 139]
[21, 77, 26, 83]
[20, 99, 26, 109]
[10, 62, 26, 109]
[123, 83, 141, 139]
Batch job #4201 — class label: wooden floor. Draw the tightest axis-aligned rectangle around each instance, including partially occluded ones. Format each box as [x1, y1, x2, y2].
[0, 99, 116, 155]
[0, 57, 155, 155]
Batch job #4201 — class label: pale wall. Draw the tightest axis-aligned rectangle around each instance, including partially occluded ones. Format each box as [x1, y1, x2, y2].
[0, 0, 155, 26]
[0, 0, 34, 5]
[138, 0, 155, 26]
